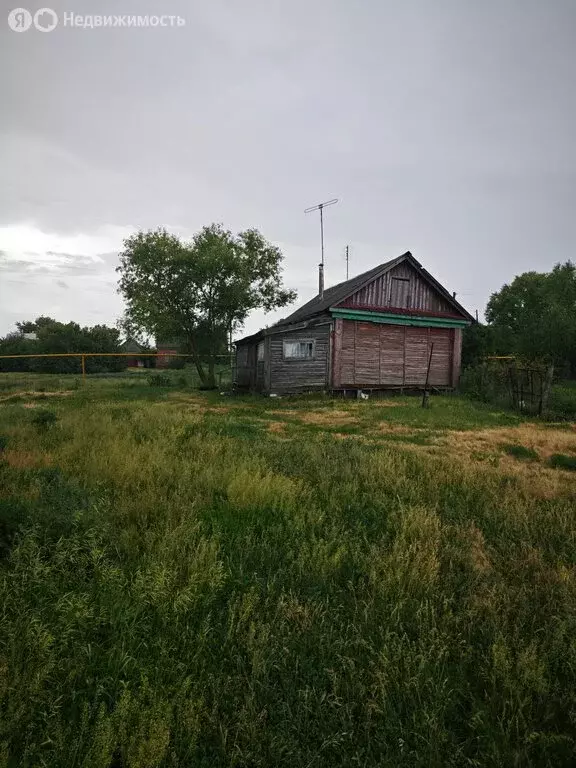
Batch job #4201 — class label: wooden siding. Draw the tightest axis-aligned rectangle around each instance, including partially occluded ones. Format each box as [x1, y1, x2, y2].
[235, 342, 258, 389]
[339, 261, 455, 314]
[269, 325, 330, 392]
[428, 327, 453, 387]
[404, 327, 429, 385]
[451, 328, 463, 388]
[333, 319, 455, 388]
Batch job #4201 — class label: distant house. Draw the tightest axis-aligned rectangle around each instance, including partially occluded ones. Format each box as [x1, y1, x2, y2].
[119, 338, 146, 368]
[155, 338, 184, 368]
[234, 251, 473, 394]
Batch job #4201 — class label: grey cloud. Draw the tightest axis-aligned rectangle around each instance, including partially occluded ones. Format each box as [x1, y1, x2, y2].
[1, 0, 576, 336]
[0, 253, 117, 277]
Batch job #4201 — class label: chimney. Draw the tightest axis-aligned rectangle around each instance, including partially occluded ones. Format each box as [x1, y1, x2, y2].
[318, 263, 324, 299]
[452, 291, 456, 299]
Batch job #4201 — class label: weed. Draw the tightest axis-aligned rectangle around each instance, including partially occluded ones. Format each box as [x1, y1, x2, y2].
[470, 449, 501, 466]
[501, 443, 540, 461]
[548, 453, 576, 471]
[31, 408, 58, 430]
[147, 373, 173, 387]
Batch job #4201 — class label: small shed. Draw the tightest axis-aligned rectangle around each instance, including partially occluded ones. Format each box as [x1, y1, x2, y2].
[235, 251, 473, 394]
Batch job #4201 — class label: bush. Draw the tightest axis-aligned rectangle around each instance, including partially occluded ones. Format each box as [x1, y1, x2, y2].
[147, 373, 172, 388]
[32, 409, 58, 430]
[547, 383, 576, 421]
[460, 363, 507, 404]
[501, 444, 539, 461]
[549, 453, 576, 471]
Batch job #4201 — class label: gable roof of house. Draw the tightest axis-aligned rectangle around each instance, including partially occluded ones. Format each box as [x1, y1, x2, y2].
[278, 253, 408, 326]
[119, 338, 145, 353]
[236, 251, 474, 345]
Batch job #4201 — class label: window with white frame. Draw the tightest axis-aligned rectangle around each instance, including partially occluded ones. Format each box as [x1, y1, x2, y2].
[283, 340, 315, 360]
[257, 341, 265, 361]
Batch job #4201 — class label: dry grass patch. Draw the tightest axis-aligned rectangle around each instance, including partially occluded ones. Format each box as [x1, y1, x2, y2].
[267, 421, 287, 435]
[262, 407, 360, 428]
[297, 409, 358, 427]
[464, 521, 492, 574]
[376, 422, 416, 435]
[447, 423, 576, 462]
[0, 391, 72, 404]
[442, 424, 576, 498]
[3, 449, 53, 469]
[163, 394, 236, 414]
[264, 409, 300, 419]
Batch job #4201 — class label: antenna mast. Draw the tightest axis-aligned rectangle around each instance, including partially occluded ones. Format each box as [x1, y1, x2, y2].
[304, 198, 339, 299]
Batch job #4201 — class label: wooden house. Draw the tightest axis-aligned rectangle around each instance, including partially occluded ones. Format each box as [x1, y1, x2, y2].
[119, 338, 146, 368]
[155, 338, 184, 368]
[234, 252, 473, 394]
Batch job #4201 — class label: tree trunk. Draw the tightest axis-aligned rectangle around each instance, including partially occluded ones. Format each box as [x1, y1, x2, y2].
[206, 356, 216, 389]
[186, 336, 207, 384]
[193, 355, 207, 385]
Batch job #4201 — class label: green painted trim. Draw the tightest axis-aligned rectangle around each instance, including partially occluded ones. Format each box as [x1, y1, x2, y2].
[330, 308, 470, 328]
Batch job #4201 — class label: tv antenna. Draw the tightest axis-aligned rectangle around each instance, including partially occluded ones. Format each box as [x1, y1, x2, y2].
[304, 198, 338, 268]
[304, 198, 339, 299]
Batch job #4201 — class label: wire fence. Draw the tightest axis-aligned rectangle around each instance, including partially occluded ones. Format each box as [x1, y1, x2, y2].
[461, 358, 555, 415]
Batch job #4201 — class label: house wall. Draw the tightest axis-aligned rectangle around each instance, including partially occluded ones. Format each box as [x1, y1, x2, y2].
[268, 325, 331, 393]
[332, 318, 457, 388]
[451, 328, 463, 387]
[235, 342, 258, 389]
[339, 262, 455, 314]
[156, 346, 179, 368]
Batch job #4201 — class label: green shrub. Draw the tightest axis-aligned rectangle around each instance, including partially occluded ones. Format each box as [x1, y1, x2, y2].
[167, 356, 186, 370]
[147, 373, 172, 388]
[549, 453, 576, 471]
[547, 383, 576, 421]
[501, 443, 539, 461]
[31, 409, 58, 430]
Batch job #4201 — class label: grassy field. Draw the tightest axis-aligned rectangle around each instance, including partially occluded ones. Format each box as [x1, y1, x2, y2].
[1, 373, 576, 767]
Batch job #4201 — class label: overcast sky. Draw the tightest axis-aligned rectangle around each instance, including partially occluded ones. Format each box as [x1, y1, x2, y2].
[1, 0, 575, 338]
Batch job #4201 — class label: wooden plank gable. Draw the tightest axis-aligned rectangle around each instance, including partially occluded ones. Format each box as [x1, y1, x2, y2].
[336, 261, 457, 316]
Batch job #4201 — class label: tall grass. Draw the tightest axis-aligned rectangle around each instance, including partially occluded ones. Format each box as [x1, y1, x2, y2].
[0, 387, 575, 766]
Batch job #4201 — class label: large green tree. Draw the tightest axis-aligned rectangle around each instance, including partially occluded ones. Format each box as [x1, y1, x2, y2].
[117, 225, 296, 386]
[0, 318, 123, 373]
[486, 261, 576, 375]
